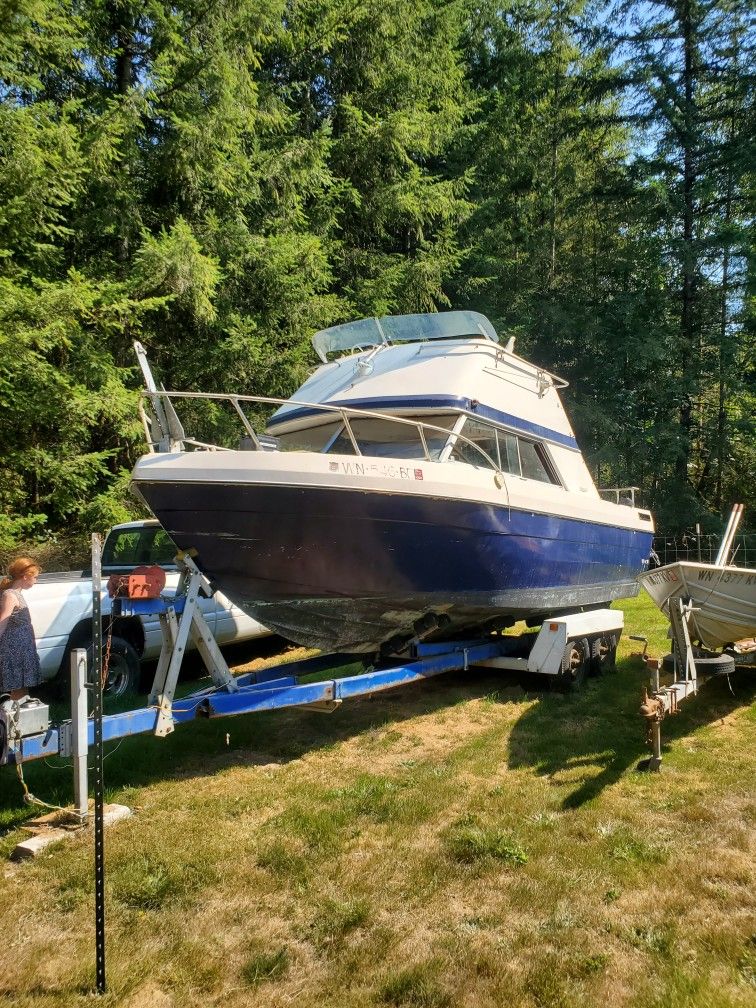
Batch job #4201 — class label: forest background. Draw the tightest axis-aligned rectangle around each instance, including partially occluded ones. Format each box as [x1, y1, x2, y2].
[1, 0, 753, 560]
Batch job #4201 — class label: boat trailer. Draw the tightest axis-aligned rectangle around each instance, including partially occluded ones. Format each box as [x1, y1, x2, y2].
[635, 597, 740, 771]
[1, 549, 624, 812]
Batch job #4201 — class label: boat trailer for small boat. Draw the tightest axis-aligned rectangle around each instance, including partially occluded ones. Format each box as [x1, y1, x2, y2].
[633, 596, 742, 771]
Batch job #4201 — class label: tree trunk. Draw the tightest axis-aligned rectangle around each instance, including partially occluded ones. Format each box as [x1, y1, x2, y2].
[677, 0, 699, 488]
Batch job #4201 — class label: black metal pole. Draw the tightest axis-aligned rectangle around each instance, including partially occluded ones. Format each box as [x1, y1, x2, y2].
[91, 533, 106, 994]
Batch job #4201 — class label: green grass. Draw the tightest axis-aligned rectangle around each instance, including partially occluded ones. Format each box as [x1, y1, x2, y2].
[378, 962, 452, 1007]
[442, 817, 529, 866]
[1, 593, 754, 1007]
[241, 946, 290, 987]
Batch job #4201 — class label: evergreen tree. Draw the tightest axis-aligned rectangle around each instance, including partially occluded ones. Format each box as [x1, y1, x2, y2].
[0, 0, 145, 545]
[274, 0, 473, 317]
[609, 0, 755, 527]
[0, 0, 751, 550]
[455, 1, 676, 507]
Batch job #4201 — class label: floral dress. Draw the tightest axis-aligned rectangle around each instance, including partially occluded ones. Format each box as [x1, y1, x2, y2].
[0, 589, 42, 692]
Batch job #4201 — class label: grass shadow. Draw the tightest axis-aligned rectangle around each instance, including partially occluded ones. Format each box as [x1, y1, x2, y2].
[0, 652, 511, 833]
[507, 656, 756, 809]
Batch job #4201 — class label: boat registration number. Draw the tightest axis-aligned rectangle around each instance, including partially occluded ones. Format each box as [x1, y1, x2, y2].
[329, 460, 424, 481]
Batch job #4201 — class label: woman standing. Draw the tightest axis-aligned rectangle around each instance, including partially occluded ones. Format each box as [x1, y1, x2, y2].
[0, 558, 42, 700]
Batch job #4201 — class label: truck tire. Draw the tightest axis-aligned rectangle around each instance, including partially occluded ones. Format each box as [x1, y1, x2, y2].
[87, 636, 141, 698]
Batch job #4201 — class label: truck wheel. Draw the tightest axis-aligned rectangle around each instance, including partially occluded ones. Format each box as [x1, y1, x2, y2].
[89, 636, 141, 698]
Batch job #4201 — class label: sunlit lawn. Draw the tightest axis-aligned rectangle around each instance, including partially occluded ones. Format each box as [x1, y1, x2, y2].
[1, 593, 754, 1007]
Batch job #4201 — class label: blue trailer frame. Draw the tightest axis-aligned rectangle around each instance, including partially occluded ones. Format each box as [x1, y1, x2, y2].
[4, 638, 509, 767]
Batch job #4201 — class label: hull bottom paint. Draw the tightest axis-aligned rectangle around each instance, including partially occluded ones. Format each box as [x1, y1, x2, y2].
[135, 480, 652, 654]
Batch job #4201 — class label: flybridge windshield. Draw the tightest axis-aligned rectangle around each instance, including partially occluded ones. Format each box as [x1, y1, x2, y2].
[311, 311, 499, 363]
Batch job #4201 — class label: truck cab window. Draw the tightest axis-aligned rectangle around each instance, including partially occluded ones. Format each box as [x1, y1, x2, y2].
[148, 530, 178, 565]
[102, 531, 142, 567]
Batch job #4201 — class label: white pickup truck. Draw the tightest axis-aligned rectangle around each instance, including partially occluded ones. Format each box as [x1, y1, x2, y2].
[27, 520, 269, 695]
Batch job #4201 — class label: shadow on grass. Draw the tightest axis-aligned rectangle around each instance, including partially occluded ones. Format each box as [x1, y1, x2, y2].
[507, 656, 756, 809]
[2, 640, 754, 831]
[0, 653, 513, 833]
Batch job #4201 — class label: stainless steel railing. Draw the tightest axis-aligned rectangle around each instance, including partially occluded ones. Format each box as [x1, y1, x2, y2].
[139, 389, 503, 473]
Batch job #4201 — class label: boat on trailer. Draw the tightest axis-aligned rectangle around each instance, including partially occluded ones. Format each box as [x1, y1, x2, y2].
[131, 310, 655, 655]
[639, 504, 756, 650]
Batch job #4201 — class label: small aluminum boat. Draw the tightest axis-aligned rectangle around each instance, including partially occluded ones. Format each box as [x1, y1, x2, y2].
[639, 560, 756, 649]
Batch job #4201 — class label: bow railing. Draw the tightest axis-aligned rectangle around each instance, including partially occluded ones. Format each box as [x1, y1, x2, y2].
[139, 389, 503, 475]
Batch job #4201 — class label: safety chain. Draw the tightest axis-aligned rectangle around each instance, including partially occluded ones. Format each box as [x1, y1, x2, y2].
[10, 703, 85, 819]
[100, 574, 129, 690]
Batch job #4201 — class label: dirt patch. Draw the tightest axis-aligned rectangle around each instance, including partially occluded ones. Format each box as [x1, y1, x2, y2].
[320, 695, 531, 776]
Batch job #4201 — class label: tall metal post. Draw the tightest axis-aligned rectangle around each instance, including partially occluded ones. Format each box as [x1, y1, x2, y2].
[91, 534, 106, 994]
[70, 648, 89, 821]
[649, 664, 662, 772]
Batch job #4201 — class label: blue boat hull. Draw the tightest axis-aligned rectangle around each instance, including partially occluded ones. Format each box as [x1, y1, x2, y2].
[135, 480, 653, 652]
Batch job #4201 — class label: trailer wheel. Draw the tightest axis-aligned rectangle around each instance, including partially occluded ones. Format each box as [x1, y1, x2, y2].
[661, 651, 735, 677]
[591, 633, 618, 675]
[558, 638, 590, 691]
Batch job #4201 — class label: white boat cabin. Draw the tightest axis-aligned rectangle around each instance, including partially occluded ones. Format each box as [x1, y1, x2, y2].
[266, 310, 601, 499]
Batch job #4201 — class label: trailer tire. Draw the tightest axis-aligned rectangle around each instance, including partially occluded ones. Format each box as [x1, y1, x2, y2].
[661, 651, 735, 677]
[558, 638, 590, 691]
[591, 633, 618, 674]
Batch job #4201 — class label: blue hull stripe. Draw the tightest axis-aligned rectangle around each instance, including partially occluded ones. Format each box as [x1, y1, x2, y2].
[137, 480, 651, 599]
[269, 395, 579, 450]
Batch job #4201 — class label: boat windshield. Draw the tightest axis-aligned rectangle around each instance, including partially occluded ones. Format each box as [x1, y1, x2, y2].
[326, 415, 457, 460]
[275, 414, 458, 460]
[311, 311, 498, 362]
[273, 413, 559, 481]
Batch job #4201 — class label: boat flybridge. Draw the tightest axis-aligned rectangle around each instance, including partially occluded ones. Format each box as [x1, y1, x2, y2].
[131, 311, 655, 655]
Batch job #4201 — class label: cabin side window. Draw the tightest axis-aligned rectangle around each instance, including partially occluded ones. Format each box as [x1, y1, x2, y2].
[518, 438, 556, 483]
[450, 419, 560, 484]
[449, 420, 500, 469]
[499, 432, 520, 475]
